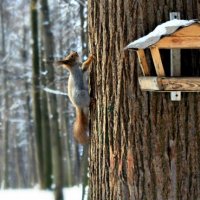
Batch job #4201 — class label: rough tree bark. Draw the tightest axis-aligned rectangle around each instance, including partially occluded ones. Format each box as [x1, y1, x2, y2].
[88, 1, 200, 200]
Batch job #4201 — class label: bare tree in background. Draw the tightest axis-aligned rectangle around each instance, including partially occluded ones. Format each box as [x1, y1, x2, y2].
[30, 0, 43, 187]
[40, 0, 63, 199]
[1, 0, 9, 188]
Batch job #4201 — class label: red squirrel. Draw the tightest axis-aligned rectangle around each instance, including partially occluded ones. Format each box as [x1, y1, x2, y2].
[57, 51, 93, 144]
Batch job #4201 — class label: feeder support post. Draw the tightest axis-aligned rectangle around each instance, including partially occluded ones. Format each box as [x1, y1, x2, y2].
[170, 12, 181, 101]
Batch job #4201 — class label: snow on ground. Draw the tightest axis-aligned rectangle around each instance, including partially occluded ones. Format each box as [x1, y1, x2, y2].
[0, 185, 86, 200]
[0, 189, 54, 200]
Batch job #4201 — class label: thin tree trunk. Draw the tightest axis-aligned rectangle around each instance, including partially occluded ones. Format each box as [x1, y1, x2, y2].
[40, 47, 52, 189]
[22, 7, 37, 185]
[30, 0, 44, 187]
[1, 0, 9, 188]
[75, 143, 81, 184]
[2, 63, 9, 190]
[80, 0, 88, 58]
[81, 145, 88, 200]
[22, 9, 37, 186]
[79, 1, 89, 198]
[14, 131, 23, 188]
[58, 92, 73, 186]
[88, 0, 200, 199]
[39, 0, 63, 199]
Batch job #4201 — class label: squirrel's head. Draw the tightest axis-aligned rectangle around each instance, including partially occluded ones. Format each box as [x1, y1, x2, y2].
[56, 51, 80, 70]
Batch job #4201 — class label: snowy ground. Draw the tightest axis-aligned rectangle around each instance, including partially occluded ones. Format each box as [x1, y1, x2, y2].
[0, 185, 87, 200]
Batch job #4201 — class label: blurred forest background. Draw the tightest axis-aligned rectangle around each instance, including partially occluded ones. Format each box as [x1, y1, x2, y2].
[0, 0, 88, 199]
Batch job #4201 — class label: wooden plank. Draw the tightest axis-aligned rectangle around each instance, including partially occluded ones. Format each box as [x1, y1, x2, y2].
[154, 37, 200, 49]
[138, 77, 161, 91]
[150, 47, 165, 76]
[136, 49, 150, 76]
[172, 24, 200, 37]
[161, 77, 200, 91]
[139, 77, 200, 91]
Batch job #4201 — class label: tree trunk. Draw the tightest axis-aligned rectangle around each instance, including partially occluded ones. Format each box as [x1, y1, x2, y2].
[88, 1, 200, 200]
[1, 0, 9, 188]
[79, 0, 88, 58]
[40, 51, 52, 189]
[30, 0, 44, 187]
[21, 11, 38, 187]
[40, 0, 63, 199]
[79, 1, 89, 198]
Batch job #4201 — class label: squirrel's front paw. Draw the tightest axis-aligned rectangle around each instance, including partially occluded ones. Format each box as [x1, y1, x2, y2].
[88, 54, 95, 60]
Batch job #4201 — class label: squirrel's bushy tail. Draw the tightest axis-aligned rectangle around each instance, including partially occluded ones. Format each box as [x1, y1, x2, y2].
[73, 108, 89, 144]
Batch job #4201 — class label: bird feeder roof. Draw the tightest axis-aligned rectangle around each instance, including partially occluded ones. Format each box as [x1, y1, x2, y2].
[125, 19, 199, 49]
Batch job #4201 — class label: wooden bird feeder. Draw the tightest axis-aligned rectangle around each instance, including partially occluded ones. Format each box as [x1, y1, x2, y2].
[126, 17, 200, 101]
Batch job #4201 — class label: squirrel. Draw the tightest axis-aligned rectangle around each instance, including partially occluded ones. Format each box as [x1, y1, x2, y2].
[57, 51, 93, 144]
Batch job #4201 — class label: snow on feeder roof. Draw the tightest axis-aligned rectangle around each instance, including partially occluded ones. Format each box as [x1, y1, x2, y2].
[125, 19, 198, 49]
